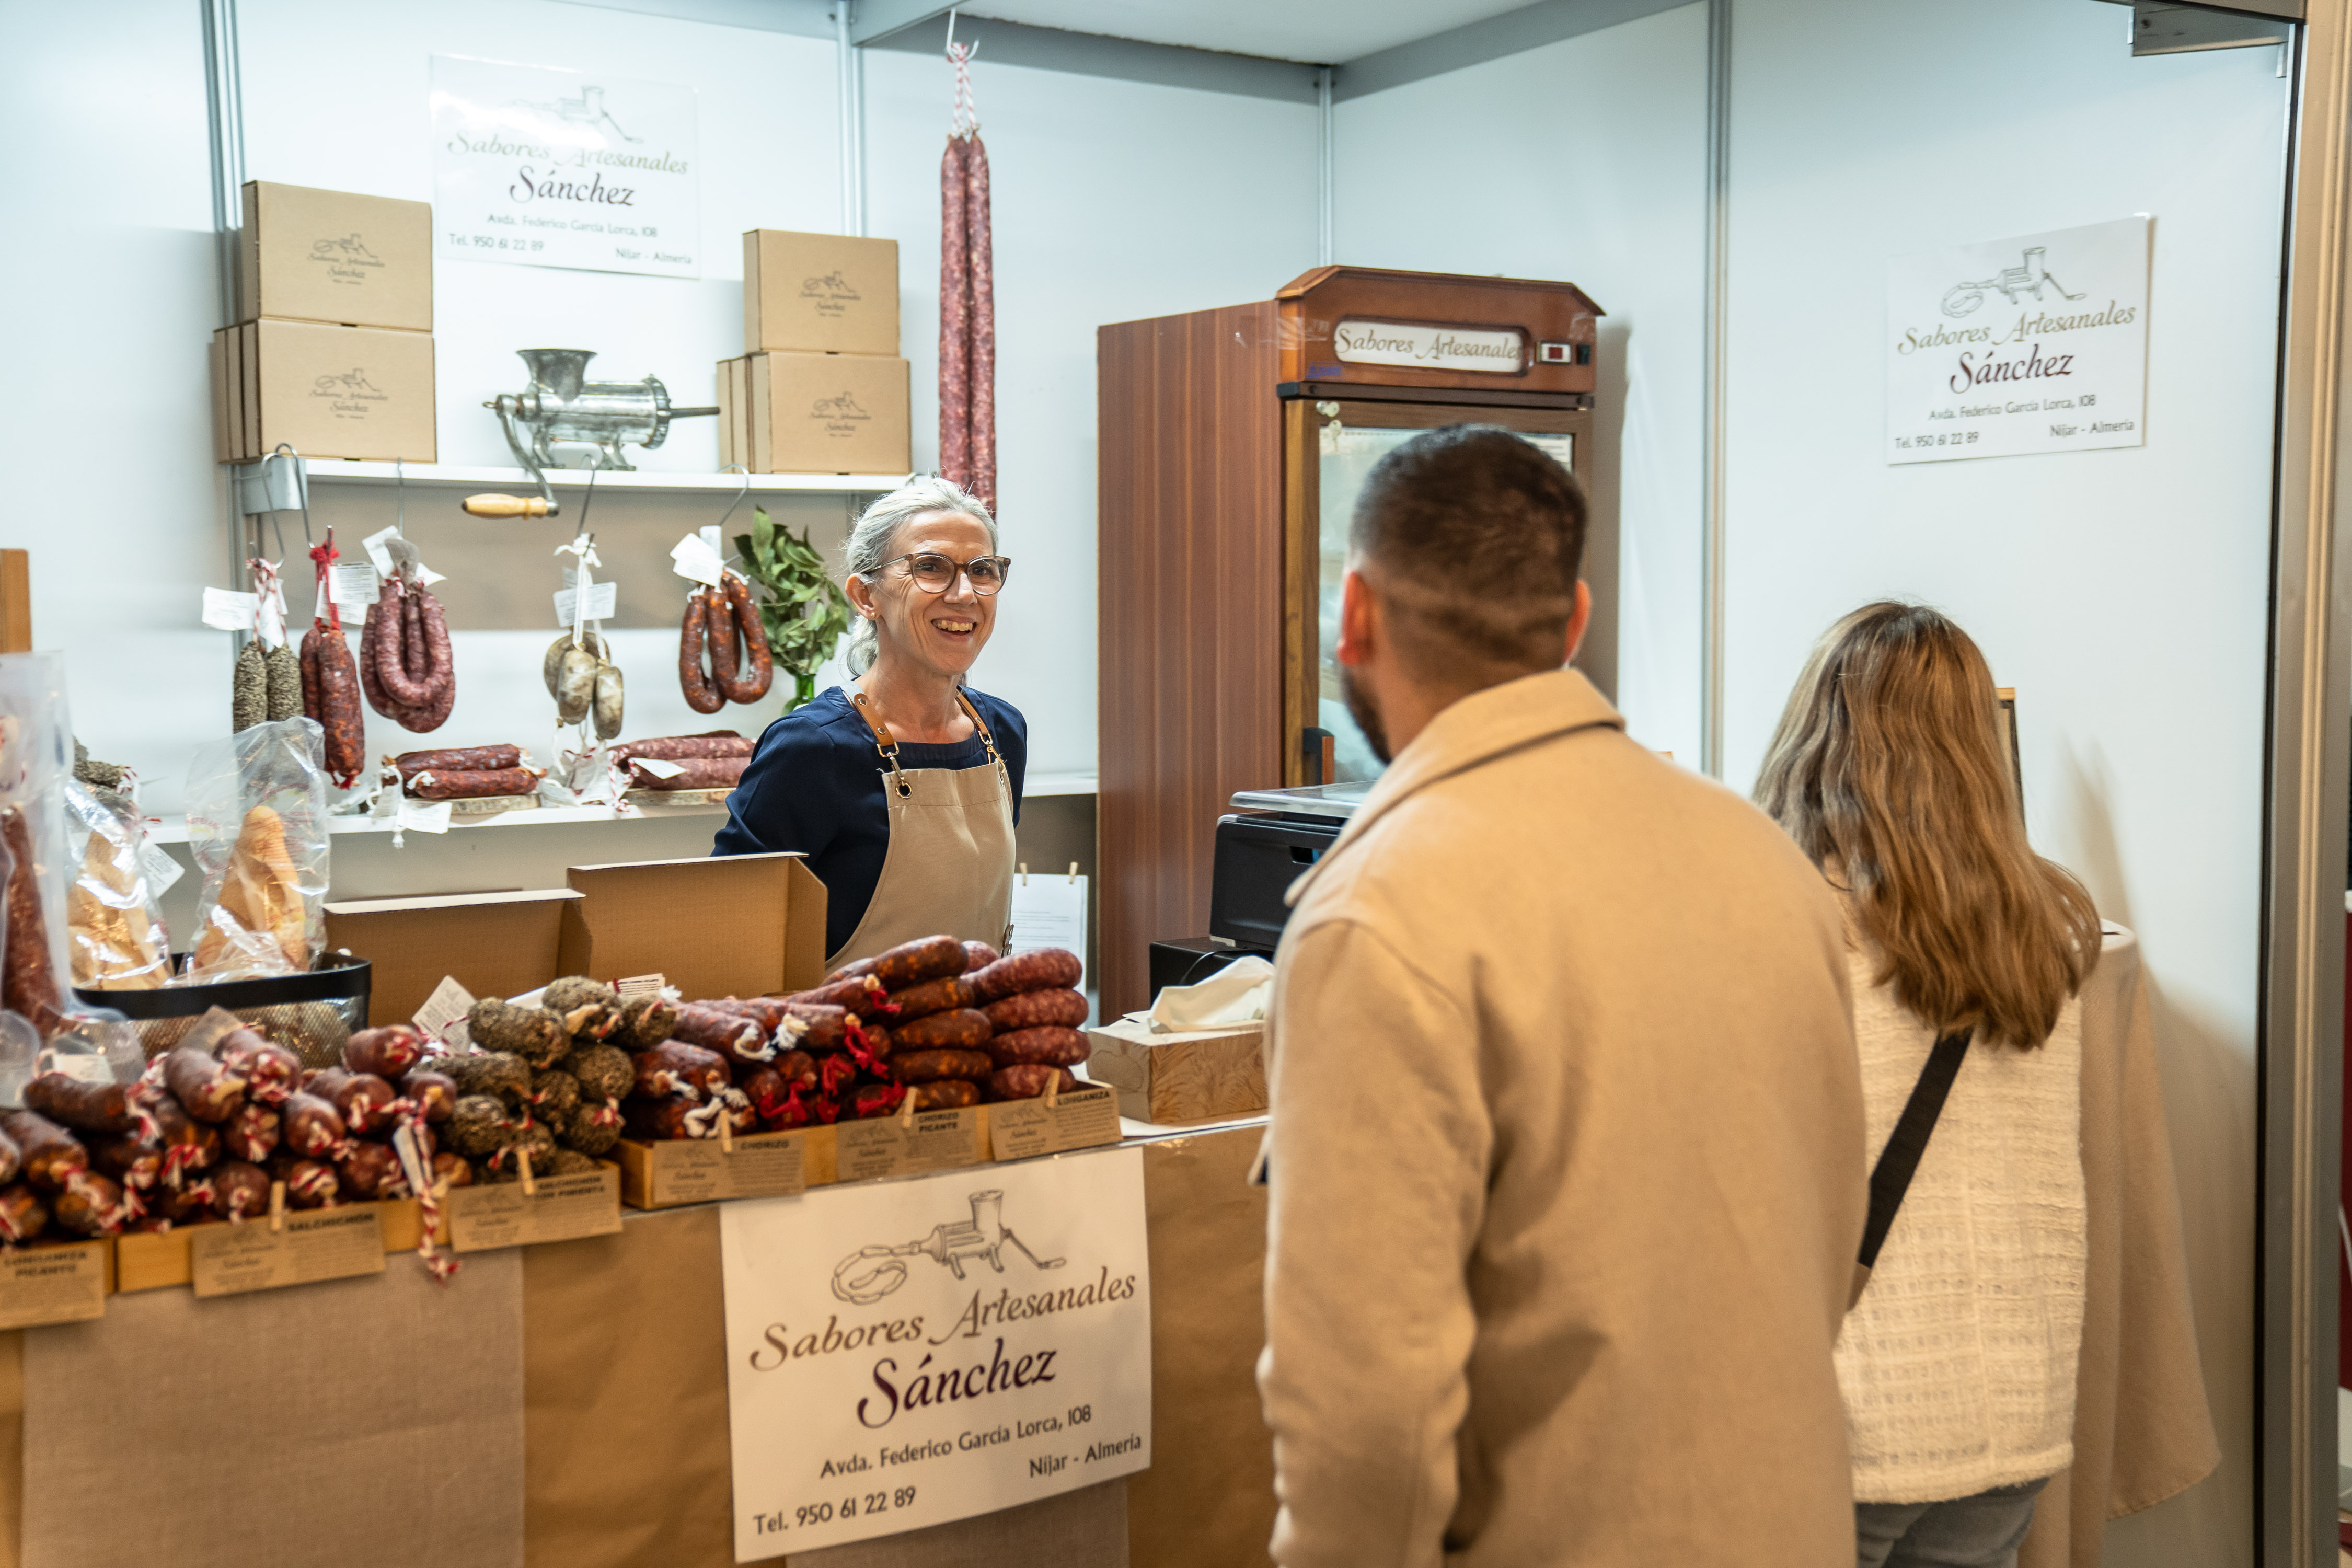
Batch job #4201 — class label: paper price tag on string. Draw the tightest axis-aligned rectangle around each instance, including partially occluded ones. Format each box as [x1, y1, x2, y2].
[414, 975, 477, 1048]
[396, 797, 453, 835]
[671, 532, 725, 587]
[631, 756, 686, 780]
[201, 587, 259, 631]
[616, 973, 666, 999]
[137, 841, 185, 897]
[552, 582, 617, 626]
[1009, 862, 1090, 990]
[362, 525, 446, 586]
[329, 563, 380, 609]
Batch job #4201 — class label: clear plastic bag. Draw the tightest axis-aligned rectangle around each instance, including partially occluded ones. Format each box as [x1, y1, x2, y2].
[62, 776, 171, 990]
[0, 653, 74, 1035]
[182, 716, 332, 983]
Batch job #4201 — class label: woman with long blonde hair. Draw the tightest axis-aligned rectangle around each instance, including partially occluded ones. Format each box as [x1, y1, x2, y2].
[1756, 602, 2103, 1568]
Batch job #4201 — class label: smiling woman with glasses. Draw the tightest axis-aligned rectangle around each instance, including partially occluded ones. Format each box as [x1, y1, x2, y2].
[712, 476, 1027, 969]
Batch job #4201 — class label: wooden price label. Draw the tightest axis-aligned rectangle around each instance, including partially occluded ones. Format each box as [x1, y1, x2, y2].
[0, 1242, 109, 1327]
[448, 1166, 622, 1253]
[987, 1085, 1122, 1163]
[647, 1130, 809, 1206]
[190, 1207, 386, 1299]
[834, 1105, 982, 1183]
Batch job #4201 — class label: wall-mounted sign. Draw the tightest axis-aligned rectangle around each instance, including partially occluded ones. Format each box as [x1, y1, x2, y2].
[719, 1149, 1151, 1559]
[431, 55, 700, 279]
[1333, 319, 1526, 374]
[1886, 216, 2148, 463]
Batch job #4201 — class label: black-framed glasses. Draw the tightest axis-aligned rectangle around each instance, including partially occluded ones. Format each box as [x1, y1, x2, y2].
[885, 552, 1012, 595]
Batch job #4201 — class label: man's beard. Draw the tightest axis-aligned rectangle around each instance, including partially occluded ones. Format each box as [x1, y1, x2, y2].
[1338, 663, 1391, 765]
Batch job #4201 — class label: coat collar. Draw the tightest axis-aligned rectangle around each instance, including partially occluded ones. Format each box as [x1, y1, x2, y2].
[1286, 668, 1627, 905]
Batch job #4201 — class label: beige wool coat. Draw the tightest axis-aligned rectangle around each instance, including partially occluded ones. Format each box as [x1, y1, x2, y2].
[1257, 669, 1871, 1568]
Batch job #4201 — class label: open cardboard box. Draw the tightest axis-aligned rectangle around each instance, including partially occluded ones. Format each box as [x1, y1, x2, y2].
[325, 889, 582, 1027]
[557, 852, 826, 1000]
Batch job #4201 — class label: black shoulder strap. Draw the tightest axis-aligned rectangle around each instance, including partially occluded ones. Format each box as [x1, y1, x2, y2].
[1857, 1027, 1973, 1270]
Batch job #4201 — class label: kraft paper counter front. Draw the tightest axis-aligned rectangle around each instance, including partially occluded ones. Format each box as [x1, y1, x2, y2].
[0, 1120, 1273, 1568]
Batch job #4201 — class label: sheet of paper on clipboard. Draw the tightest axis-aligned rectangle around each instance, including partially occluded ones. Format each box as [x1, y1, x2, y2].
[1008, 862, 1088, 989]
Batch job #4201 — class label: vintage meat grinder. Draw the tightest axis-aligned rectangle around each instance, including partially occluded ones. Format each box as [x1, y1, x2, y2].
[461, 349, 719, 518]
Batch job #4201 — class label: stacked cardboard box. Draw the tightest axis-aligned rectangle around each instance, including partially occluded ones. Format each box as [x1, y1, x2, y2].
[718, 230, 908, 476]
[211, 182, 436, 464]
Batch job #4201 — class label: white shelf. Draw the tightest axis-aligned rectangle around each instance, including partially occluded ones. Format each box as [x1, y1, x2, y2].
[145, 799, 725, 847]
[1026, 772, 1099, 798]
[290, 461, 909, 494]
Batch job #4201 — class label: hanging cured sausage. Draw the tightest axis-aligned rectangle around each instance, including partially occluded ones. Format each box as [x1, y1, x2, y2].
[938, 38, 995, 511]
[299, 533, 364, 787]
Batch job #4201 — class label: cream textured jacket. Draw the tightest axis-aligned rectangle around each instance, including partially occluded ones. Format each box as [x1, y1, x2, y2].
[1837, 931, 2089, 1503]
[1256, 670, 1869, 1568]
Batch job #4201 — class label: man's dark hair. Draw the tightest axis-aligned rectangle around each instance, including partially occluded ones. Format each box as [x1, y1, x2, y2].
[1349, 425, 1586, 688]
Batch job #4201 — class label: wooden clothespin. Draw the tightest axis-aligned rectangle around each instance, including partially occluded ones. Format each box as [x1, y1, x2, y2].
[268, 1180, 287, 1234]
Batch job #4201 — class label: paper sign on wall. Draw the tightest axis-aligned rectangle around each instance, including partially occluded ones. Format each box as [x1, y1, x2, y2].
[431, 55, 700, 279]
[1009, 867, 1088, 993]
[1886, 216, 2149, 464]
[719, 1149, 1151, 1559]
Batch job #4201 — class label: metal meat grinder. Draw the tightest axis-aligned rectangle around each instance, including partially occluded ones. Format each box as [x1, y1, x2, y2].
[462, 349, 719, 518]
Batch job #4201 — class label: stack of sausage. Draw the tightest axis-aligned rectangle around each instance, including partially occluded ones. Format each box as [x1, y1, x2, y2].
[612, 731, 756, 794]
[388, 743, 545, 802]
[614, 936, 1088, 1143]
[428, 982, 647, 1181]
[840, 938, 1089, 1107]
[0, 1022, 466, 1242]
[678, 573, 773, 717]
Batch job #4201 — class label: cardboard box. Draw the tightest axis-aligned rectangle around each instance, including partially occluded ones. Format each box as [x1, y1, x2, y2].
[245, 317, 436, 462]
[743, 229, 899, 356]
[728, 356, 751, 469]
[748, 351, 909, 475]
[240, 180, 433, 333]
[1085, 1017, 1266, 1125]
[558, 852, 827, 1002]
[210, 329, 232, 463]
[716, 357, 735, 469]
[239, 319, 260, 459]
[324, 889, 582, 1027]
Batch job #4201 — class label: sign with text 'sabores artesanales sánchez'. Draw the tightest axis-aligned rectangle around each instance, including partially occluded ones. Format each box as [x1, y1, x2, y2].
[1886, 216, 2149, 463]
[719, 1149, 1151, 1559]
[431, 55, 698, 279]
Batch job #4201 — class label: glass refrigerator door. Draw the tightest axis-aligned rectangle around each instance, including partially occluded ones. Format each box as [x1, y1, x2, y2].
[1309, 406, 1582, 784]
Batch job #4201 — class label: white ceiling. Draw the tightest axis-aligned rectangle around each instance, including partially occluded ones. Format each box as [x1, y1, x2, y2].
[963, 0, 1544, 63]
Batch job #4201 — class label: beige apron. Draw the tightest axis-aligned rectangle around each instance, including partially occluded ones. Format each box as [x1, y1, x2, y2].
[825, 688, 1017, 971]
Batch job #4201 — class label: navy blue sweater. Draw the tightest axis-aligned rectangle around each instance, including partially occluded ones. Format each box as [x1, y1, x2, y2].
[711, 686, 1027, 956]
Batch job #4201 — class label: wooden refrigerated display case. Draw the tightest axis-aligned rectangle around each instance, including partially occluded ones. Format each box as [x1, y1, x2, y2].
[1097, 266, 1605, 1018]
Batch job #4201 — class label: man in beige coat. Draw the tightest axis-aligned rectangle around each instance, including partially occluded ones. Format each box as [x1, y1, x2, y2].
[1258, 426, 1869, 1567]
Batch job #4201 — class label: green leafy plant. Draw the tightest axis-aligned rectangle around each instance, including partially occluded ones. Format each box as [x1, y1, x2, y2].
[735, 508, 854, 712]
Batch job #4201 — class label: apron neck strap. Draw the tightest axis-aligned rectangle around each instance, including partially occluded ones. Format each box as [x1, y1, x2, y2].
[850, 688, 999, 794]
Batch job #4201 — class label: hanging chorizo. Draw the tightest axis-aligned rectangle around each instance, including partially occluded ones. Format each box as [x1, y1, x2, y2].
[678, 592, 724, 715]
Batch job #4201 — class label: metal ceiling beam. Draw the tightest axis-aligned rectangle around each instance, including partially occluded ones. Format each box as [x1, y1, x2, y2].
[551, 0, 837, 37]
[1334, 0, 1700, 101]
[849, 0, 957, 45]
[861, 14, 1323, 103]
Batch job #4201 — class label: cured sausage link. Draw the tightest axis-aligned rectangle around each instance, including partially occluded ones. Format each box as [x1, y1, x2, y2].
[679, 593, 723, 715]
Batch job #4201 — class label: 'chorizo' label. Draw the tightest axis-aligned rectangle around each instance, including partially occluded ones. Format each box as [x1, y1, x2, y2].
[190, 1207, 386, 1298]
[447, 1165, 622, 1252]
[987, 1086, 1122, 1163]
[835, 1106, 982, 1183]
[634, 1130, 808, 1207]
[0, 1242, 109, 1328]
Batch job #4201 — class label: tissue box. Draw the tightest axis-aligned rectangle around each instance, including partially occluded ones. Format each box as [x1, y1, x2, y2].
[1084, 1016, 1265, 1125]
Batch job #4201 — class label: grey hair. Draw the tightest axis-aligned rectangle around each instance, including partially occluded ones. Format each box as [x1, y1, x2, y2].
[842, 476, 998, 676]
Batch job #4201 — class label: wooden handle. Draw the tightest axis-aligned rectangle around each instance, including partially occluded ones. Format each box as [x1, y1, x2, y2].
[0, 550, 27, 654]
[462, 493, 552, 519]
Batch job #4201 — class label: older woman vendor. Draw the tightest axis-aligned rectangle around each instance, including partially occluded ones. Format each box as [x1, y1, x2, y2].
[712, 477, 1024, 969]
